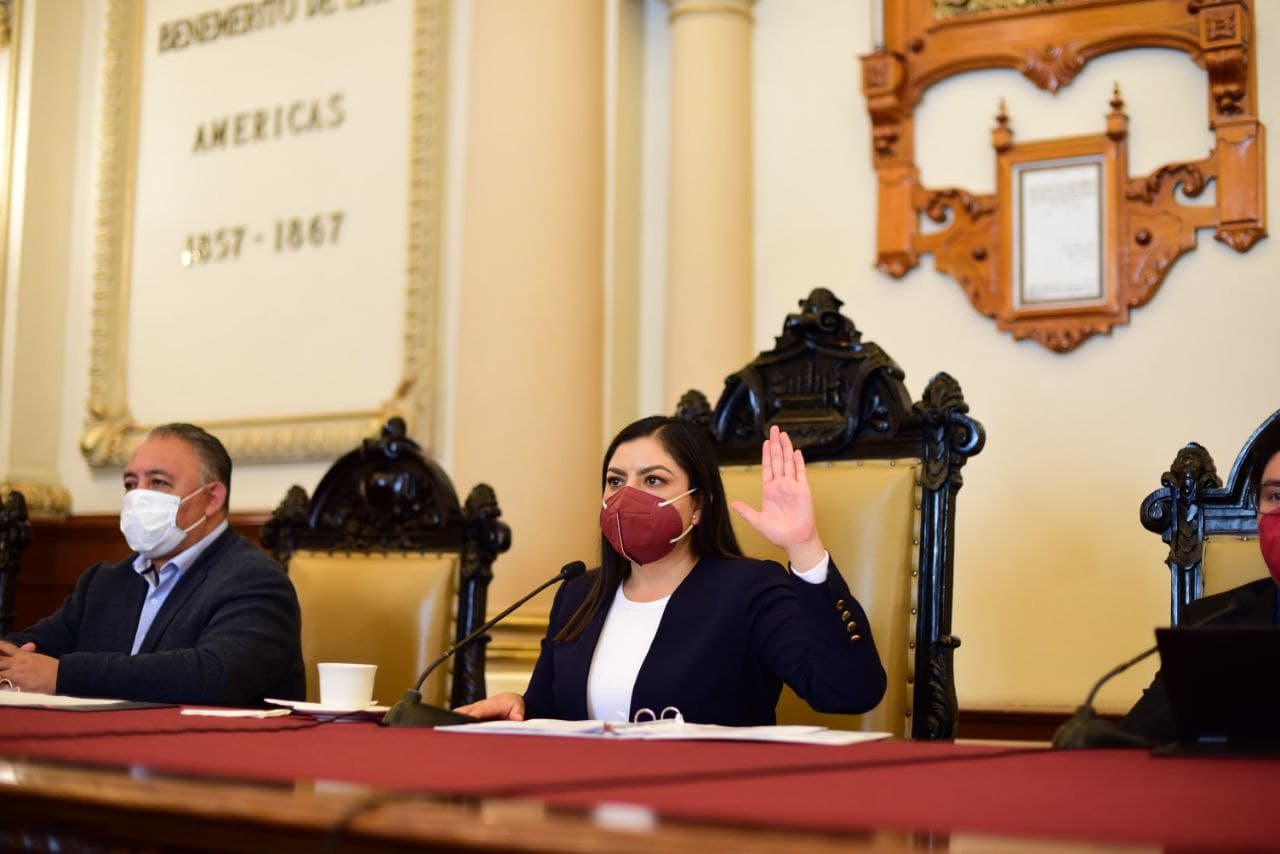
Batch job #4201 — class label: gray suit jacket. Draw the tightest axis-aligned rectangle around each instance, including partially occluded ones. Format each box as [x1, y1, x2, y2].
[6, 527, 305, 706]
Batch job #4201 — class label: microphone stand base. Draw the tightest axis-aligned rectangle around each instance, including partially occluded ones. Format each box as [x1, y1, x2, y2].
[380, 690, 477, 728]
[1051, 705, 1154, 750]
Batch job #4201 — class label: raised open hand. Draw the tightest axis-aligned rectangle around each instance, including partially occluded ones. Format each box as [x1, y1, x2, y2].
[730, 426, 826, 570]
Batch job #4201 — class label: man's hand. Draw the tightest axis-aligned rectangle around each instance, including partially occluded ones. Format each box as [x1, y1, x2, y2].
[0, 640, 58, 694]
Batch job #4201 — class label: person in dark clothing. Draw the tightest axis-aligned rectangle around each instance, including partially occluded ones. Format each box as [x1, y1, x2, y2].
[1122, 446, 1280, 743]
[456, 416, 886, 725]
[0, 423, 304, 706]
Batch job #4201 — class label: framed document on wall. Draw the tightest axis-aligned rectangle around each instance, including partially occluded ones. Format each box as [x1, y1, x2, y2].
[84, 0, 446, 466]
[1010, 156, 1106, 310]
[992, 111, 1127, 349]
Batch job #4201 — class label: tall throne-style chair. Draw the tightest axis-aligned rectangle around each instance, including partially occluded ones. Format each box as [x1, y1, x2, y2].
[676, 288, 985, 740]
[261, 418, 511, 708]
[1140, 409, 1279, 625]
[0, 490, 33, 637]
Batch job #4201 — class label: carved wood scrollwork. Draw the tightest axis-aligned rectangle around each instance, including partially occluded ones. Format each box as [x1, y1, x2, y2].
[0, 490, 32, 636]
[862, 0, 1266, 352]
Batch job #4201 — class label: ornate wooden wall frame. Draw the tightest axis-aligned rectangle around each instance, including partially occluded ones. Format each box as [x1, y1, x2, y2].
[83, 0, 447, 466]
[861, 0, 1266, 352]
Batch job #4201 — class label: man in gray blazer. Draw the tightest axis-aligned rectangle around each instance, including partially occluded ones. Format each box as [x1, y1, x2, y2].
[0, 423, 304, 706]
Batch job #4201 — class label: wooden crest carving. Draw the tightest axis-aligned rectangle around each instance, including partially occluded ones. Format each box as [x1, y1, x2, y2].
[862, 0, 1266, 352]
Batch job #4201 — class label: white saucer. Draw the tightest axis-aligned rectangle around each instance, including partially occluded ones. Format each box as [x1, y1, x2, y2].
[264, 698, 389, 719]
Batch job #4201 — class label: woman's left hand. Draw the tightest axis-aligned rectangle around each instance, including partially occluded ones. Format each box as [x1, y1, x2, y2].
[730, 425, 827, 570]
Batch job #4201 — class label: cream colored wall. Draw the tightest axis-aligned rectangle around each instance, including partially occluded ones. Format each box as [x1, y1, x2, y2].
[450, 0, 605, 610]
[0, 0, 80, 510]
[53, 0, 363, 517]
[43, 1, 607, 621]
[50, 0, 473, 520]
[13, 0, 1277, 715]
[751, 0, 1279, 713]
[637, 0, 670, 417]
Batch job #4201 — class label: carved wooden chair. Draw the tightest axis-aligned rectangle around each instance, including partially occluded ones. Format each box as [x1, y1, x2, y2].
[261, 418, 511, 708]
[676, 288, 985, 739]
[1140, 409, 1280, 625]
[0, 490, 33, 637]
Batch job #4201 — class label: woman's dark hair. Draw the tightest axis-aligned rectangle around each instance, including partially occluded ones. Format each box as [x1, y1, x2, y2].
[1251, 435, 1280, 507]
[555, 416, 743, 643]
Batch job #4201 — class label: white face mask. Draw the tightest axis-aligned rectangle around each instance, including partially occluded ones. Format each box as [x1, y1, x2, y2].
[119, 484, 212, 559]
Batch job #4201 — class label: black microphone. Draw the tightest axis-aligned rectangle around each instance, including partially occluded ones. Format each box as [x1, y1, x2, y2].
[1051, 589, 1257, 750]
[381, 560, 587, 728]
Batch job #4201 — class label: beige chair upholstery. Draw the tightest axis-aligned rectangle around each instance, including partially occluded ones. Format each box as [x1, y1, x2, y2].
[289, 551, 459, 706]
[1201, 536, 1268, 598]
[722, 460, 921, 736]
[262, 417, 511, 709]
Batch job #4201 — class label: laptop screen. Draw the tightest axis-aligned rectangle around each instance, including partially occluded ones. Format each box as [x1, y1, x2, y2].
[1155, 627, 1280, 747]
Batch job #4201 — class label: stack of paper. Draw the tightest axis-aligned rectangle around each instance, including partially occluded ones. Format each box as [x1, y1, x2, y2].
[439, 718, 891, 745]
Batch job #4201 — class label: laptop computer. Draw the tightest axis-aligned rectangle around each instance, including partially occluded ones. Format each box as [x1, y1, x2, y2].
[1153, 626, 1280, 756]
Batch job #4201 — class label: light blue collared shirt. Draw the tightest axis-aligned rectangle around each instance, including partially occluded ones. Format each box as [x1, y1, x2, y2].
[129, 519, 229, 655]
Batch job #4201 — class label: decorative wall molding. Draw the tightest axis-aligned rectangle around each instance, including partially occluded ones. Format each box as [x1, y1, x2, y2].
[82, 0, 447, 467]
[0, 482, 71, 520]
[664, 0, 755, 23]
[0, 0, 13, 50]
[861, 0, 1266, 352]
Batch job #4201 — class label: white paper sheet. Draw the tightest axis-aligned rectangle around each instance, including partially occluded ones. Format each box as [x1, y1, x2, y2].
[0, 690, 129, 709]
[180, 708, 292, 718]
[438, 718, 891, 746]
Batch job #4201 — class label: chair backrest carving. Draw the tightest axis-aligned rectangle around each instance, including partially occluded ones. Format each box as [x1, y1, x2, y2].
[261, 418, 511, 706]
[1140, 409, 1280, 624]
[678, 288, 985, 739]
[0, 490, 33, 637]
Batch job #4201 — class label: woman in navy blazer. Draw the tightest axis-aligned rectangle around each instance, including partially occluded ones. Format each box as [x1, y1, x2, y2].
[457, 416, 886, 726]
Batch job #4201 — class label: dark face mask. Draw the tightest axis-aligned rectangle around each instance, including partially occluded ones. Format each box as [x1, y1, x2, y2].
[1261, 511, 1280, 584]
[599, 485, 697, 565]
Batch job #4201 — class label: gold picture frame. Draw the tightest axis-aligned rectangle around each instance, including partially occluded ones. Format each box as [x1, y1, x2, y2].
[82, 0, 447, 466]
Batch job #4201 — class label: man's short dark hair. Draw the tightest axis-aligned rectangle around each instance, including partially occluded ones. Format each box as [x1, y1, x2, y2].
[148, 423, 232, 511]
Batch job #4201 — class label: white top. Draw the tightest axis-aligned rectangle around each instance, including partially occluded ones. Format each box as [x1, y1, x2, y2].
[587, 585, 669, 722]
[584, 552, 830, 722]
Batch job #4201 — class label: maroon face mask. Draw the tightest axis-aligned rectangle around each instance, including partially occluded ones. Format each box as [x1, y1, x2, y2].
[1261, 511, 1280, 585]
[599, 485, 697, 565]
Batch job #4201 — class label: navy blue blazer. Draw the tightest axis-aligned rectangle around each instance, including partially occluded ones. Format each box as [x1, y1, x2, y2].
[6, 527, 305, 706]
[523, 556, 886, 726]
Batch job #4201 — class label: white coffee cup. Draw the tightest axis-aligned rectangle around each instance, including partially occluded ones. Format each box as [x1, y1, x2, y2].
[317, 662, 377, 709]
